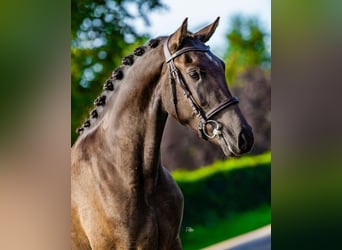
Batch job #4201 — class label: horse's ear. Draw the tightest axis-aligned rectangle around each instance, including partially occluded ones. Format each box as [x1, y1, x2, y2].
[194, 17, 220, 43]
[168, 17, 188, 53]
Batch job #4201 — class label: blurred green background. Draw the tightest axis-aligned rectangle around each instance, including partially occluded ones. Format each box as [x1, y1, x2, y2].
[173, 152, 270, 249]
[71, 0, 270, 248]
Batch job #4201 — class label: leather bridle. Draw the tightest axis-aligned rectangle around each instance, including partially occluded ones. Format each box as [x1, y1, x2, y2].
[163, 37, 239, 140]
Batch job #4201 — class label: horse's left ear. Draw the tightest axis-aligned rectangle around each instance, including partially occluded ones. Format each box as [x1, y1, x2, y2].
[194, 17, 220, 43]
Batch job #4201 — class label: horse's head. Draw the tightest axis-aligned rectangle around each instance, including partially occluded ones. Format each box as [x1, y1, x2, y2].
[161, 18, 254, 157]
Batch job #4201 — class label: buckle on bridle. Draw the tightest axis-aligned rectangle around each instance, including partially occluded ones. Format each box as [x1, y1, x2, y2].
[201, 120, 222, 139]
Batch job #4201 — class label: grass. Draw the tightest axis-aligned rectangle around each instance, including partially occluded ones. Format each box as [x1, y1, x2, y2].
[180, 204, 271, 250]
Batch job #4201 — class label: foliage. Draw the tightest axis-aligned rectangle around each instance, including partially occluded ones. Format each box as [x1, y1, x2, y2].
[172, 151, 271, 181]
[225, 15, 270, 84]
[172, 152, 271, 238]
[223, 15, 271, 155]
[71, 0, 166, 50]
[71, 0, 165, 143]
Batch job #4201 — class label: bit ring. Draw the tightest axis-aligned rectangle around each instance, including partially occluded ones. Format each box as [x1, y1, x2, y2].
[202, 120, 222, 139]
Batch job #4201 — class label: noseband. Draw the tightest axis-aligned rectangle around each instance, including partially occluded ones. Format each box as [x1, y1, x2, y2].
[163, 37, 239, 140]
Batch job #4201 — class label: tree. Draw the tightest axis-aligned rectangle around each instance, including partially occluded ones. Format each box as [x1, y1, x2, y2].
[71, 0, 166, 143]
[225, 15, 271, 154]
[225, 15, 270, 85]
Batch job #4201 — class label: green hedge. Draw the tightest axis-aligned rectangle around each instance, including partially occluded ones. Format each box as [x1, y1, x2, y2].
[172, 152, 271, 227]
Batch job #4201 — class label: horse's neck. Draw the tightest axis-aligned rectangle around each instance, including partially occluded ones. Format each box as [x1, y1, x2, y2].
[96, 44, 167, 192]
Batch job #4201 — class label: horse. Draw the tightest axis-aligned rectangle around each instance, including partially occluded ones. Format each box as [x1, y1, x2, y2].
[71, 17, 254, 249]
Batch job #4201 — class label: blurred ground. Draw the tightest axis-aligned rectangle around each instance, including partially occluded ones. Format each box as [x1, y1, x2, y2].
[203, 224, 271, 250]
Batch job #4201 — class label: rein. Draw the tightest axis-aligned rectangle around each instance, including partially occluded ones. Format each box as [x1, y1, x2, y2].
[163, 37, 239, 139]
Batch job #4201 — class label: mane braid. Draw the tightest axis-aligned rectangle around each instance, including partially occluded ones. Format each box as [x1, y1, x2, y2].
[75, 37, 162, 135]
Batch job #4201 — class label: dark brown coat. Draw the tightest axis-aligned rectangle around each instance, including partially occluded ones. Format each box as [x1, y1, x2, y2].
[71, 18, 253, 249]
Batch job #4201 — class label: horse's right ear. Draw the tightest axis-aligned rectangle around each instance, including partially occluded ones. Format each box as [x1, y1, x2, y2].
[168, 18, 188, 53]
[194, 17, 220, 43]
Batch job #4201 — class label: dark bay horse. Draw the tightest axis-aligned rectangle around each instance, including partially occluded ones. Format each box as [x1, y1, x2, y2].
[71, 17, 253, 249]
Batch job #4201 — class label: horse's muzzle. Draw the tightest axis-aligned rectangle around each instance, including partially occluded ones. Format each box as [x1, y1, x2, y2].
[218, 125, 254, 157]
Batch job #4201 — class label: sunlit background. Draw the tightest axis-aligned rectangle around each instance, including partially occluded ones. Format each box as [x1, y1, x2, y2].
[127, 0, 271, 58]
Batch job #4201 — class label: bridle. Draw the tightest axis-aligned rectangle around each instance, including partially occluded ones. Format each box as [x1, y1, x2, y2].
[163, 37, 239, 140]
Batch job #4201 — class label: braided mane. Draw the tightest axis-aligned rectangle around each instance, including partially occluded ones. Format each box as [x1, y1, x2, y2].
[76, 38, 162, 135]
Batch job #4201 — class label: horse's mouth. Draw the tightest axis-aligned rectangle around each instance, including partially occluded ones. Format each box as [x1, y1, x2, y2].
[213, 122, 254, 157]
[217, 131, 239, 157]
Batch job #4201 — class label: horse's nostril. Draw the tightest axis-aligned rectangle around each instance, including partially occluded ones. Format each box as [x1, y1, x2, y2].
[238, 128, 253, 153]
[238, 132, 248, 151]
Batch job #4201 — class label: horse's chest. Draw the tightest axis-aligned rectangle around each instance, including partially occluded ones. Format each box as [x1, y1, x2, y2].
[133, 208, 159, 248]
[120, 178, 183, 248]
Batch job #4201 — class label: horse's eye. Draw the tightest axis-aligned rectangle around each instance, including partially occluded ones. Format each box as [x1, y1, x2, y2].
[189, 71, 200, 80]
